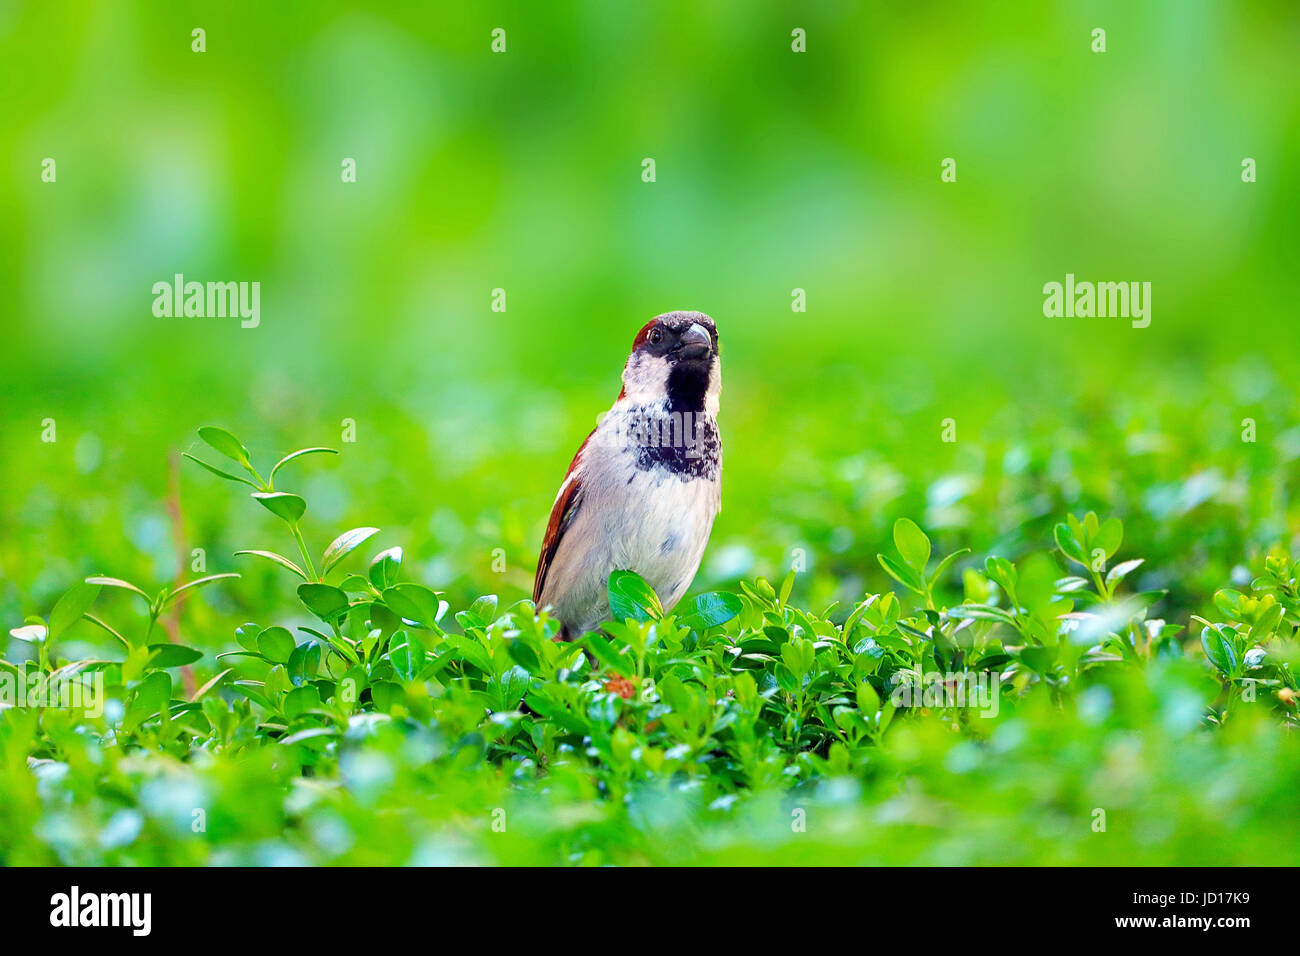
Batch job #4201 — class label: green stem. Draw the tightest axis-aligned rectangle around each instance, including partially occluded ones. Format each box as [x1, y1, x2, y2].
[289, 524, 318, 582]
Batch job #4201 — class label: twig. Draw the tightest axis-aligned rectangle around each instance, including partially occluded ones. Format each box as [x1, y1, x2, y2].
[165, 450, 197, 698]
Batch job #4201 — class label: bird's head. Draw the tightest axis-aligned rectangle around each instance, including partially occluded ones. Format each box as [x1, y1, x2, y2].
[619, 311, 720, 414]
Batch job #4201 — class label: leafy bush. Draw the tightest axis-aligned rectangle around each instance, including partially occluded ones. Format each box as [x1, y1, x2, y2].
[2, 428, 1297, 866]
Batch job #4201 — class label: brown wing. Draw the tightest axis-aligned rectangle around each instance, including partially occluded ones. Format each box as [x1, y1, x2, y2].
[533, 433, 592, 604]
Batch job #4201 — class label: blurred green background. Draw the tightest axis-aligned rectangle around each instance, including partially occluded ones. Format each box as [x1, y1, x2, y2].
[3, 0, 1299, 646]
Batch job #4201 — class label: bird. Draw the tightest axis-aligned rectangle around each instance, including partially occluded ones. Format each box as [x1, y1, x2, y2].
[533, 310, 722, 640]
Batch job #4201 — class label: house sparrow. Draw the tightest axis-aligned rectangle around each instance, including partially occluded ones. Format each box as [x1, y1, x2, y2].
[533, 310, 722, 639]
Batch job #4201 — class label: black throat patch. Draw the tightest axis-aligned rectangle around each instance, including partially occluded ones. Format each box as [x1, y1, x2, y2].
[666, 359, 712, 414]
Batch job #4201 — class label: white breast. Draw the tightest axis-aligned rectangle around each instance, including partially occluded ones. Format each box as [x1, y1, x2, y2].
[539, 411, 721, 637]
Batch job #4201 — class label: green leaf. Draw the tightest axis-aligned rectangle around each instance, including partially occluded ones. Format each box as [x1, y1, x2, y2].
[496, 665, 531, 711]
[85, 576, 153, 604]
[469, 594, 499, 624]
[677, 591, 743, 630]
[382, 583, 443, 627]
[504, 633, 542, 673]
[191, 669, 232, 702]
[893, 518, 931, 571]
[321, 527, 380, 576]
[389, 630, 426, 681]
[445, 635, 494, 674]
[878, 701, 896, 733]
[984, 556, 1017, 592]
[1106, 558, 1144, 586]
[257, 625, 297, 664]
[230, 681, 273, 709]
[283, 685, 323, 720]
[856, 681, 881, 714]
[1213, 589, 1243, 619]
[269, 447, 338, 484]
[182, 453, 261, 489]
[287, 640, 322, 685]
[369, 681, 403, 713]
[124, 671, 172, 733]
[1094, 517, 1123, 558]
[234, 622, 261, 651]
[1200, 626, 1236, 675]
[161, 572, 240, 608]
[930, 548, 971, 586]
[1068, 513, 1088, 545]
[84, 614, 129, 647]
[48, 581, 101, 640]
[298, 584, 351, 622]
[279, 727, 337, 748]
[582, 633, 633, 676]
[773, 663, 802, 695]
[234, 550, 307, 580]
[778, 570, 796, 608]
[1018, 644, 1058, 675]
[310, 626, 360, 666]
[251, 492, 307, 525]
[265, 663, 292, 699]
[338, 665, 369, 704]
[146, 644, 204, 668]
[198, 425, 252, 466]
[1017, 553, 1060, 616]
[833, 706, 869, 736]
[215, 651, 266, 663]
[947, 604, 1017, 626]
[780, 637, 816, 677]
[369, 547, 403, 589]
[877, 553, 925, 594]
[1253, 601, 1284, 639]
[1053, 523, 1089, 566]
[368, 601, 403, 637]
[608, 570, 663, 622]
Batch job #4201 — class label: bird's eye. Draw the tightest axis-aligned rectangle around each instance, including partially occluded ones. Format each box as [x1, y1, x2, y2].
[649, 327, 663, 345]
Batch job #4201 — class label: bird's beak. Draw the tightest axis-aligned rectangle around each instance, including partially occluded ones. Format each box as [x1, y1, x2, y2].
[675, 322, 712, 359]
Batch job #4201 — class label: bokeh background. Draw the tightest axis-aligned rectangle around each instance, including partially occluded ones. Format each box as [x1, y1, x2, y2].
[3, 0, 1299, 652]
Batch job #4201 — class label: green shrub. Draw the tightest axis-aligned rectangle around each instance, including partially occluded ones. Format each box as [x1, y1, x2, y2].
[2, 427, 1297, 866]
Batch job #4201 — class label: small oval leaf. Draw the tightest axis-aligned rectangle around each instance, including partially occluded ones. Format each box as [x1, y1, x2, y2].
[382, 583, 442, 627]
[234, 550, 307, 580]
[388, 630, 426, 681]
[369, 547, 403, 589]
[677, 591, 742, 630]
[297, 584, 351, 622]
[198, 425, 252, 466]
[257, 625, 297, 664]
[893, 518, 931, 571]
[146, 644, 204, 668]
[252, 492, 307, 525]
[608, 570, 663, 623]
[321, 527, 380, 576]
[49, 581, 102, 640]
